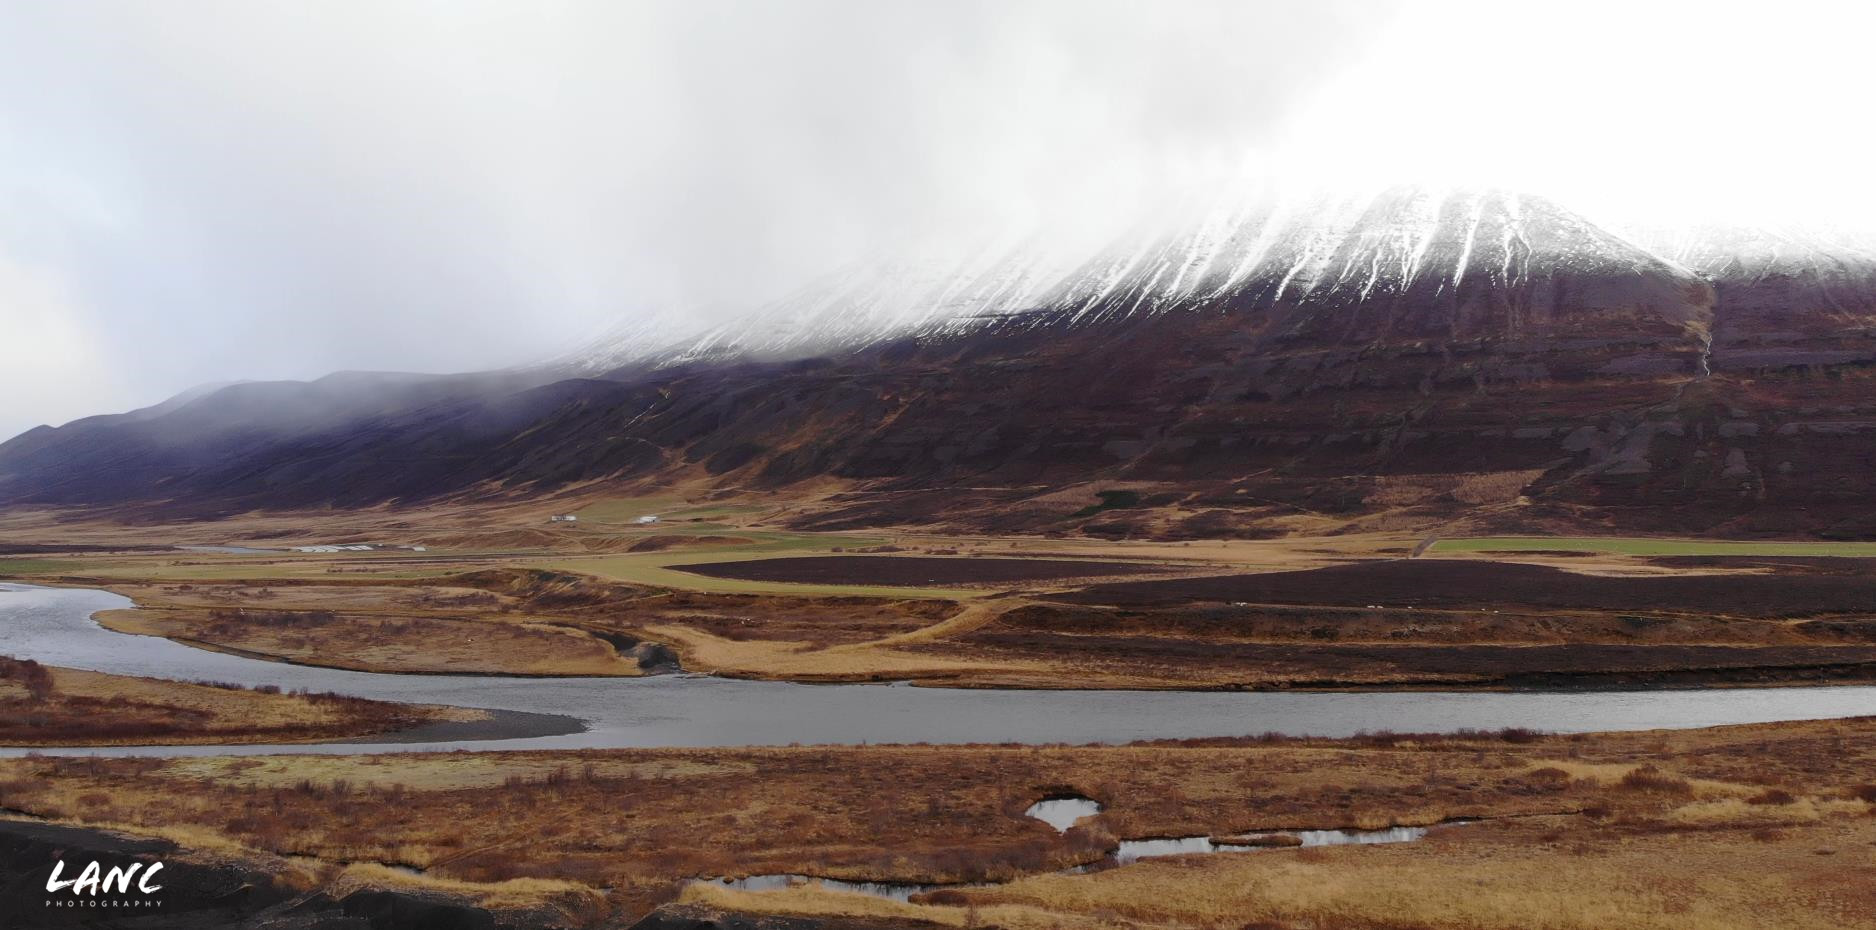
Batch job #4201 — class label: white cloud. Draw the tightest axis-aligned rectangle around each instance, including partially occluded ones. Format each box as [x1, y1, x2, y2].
[1277, 0, 1876, 235]
[0, 0, 1870, 439]
[0, 250, 124, 438]
[0, 1, 1393, 440]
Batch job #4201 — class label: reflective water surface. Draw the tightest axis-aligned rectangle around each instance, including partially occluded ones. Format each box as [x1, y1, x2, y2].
[5, 583, 1876, 756]
[717, 824, 1444, 902]
[1111, 825, 1431, 865]
[1024, 796, 1103, 832]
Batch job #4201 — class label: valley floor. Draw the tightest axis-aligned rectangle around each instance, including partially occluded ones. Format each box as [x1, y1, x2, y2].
[2, 719, 1873, 928]
[8, 489, 1876, 692]
[5, 497, 1876, 927]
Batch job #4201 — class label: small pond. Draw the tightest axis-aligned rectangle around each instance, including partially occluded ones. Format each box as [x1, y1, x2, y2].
[1023, 796, 1103, 833]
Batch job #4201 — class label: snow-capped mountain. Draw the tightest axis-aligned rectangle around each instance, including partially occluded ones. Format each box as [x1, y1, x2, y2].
[15, 185, 1876, 537]
[1638, 224, 1876, 317]
[561, 232, 1102, 372]
[568, 187, 1720, 373]
[1644, 224, 1876, 284]
[992, 187, 1709, 341]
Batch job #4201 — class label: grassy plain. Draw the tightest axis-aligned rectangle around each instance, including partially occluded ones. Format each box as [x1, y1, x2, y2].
[2, 719, 1873, 926]
[9, 494, 1876, 689]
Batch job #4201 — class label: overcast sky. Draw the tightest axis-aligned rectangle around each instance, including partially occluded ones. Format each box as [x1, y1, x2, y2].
[3, 0, 1873, 440]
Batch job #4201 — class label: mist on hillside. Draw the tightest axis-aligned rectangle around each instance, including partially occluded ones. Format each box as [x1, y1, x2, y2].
[2, 0, 1874, 439]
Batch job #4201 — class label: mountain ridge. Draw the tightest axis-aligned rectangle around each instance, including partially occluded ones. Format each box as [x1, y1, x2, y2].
[571, 186, 1720, 372]
[5, 187, 1876, 539]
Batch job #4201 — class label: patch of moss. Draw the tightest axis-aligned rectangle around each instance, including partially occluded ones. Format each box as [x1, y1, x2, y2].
[0, 558, 78, 577]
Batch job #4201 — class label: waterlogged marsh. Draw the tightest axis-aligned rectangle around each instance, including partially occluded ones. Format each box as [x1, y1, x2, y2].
[1107, 825, 1431, 865]
[11, 709, 1876, 928]
[710, 823, 1445, 905]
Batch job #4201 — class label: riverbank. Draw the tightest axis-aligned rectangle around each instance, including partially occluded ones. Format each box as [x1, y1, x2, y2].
[0, 657, 481, 747]
[9, 583, 1876, 758]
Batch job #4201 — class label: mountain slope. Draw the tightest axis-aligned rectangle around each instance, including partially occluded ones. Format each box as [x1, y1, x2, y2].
[1642, 226, 1876, 371]
[6, 188, 1876, 538]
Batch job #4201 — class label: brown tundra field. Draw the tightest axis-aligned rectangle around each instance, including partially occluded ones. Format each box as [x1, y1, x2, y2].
[4, 496, 1876, 929]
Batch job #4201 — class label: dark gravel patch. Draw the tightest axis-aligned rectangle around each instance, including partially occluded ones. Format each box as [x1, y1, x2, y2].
[1062, 558, 1876, 617]
[669, 555, 1167, 586]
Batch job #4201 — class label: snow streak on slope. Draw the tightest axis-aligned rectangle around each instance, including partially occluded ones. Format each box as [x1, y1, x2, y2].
[561, 230, 1107, 373]
[568, 186, 1769, 372]
[1636, 225, 1876, 310]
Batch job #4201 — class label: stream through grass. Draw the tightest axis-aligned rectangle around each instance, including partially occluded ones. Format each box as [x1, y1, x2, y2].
[708, 794, 1440, 903]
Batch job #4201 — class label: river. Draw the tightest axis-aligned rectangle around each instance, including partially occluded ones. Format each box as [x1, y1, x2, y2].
[4, 583, 1875, 756]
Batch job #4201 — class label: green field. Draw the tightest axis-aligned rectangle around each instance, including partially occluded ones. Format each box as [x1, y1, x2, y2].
[0, 558, 82, 577]
[1432, 536, 1876, 557]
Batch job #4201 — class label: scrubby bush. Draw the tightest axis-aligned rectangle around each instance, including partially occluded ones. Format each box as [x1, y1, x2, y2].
[1618, 766, 1693, 795]
[0, 656, 55, 700]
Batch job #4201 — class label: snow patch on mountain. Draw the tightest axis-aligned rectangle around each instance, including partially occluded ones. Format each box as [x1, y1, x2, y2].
[564, 187, 1874, 373]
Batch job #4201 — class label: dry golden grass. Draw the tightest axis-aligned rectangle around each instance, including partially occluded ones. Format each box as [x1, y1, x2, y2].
[1522, 760, 1747, 799]
[158, 753, 758, 791]
[946, 817, 1876, 930]
[0, 659, 466, 745]
[331, 863, 605, 910]
[6, 718, 1876, 925]
[641, 621, 1055, 682]
[97, 605, 641, 676]
[680, 883, 981, 926]
[862, 599, 1028, 647]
